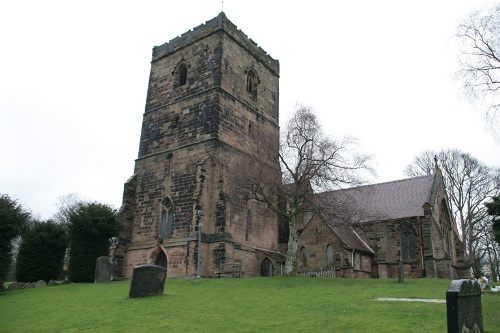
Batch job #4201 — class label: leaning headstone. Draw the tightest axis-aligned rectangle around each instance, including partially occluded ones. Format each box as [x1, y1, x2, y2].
[7, 283, 22, 291]
[35, 280, 47, 287]
[446, 279, 483, 333]
[94, 256, 112, 283]
[128, 265, 166, 298]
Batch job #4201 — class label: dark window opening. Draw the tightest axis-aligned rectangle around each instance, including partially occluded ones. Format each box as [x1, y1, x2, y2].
[246, 70, 257, 98]
[179, 64, 187, 86]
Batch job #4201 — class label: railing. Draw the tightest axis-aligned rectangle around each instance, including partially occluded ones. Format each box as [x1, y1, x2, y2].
[299, 268, 336, 278]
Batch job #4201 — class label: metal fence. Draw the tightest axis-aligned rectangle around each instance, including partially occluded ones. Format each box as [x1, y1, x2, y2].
[299, 268, 336, 278]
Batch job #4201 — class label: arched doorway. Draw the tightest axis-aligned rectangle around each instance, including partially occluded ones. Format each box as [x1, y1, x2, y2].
[260, 258, 273, 277]
[155, 250, 167, 269]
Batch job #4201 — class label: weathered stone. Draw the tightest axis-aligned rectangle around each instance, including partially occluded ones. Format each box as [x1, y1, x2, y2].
[446, 279, 483, 333]
[48, 279, 57, 286]
[23, 283, 34, 289]
[35, 280, 47, 287]
[60, 280, 69, 285]
[7, 283, 22, 291]
[110, 12, 280, 279]
[128, 265, 166, 298]
[94, 256, 112, 283]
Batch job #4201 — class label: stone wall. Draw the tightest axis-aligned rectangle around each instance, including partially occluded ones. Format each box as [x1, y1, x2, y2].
[113, 12, 280, 279]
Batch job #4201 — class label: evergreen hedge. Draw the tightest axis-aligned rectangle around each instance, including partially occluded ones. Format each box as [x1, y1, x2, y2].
[0, 194, 31, 285]
[68, 202, 121, 282]
[15, 221, 68, 282]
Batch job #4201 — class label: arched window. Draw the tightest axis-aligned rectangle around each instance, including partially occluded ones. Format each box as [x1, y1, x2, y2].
[327, 245, 334, 267]
[246, 69, 257, 98]
[175, 62, 188, 88]
[401, 225, 416, 260]
[160, 198, 174, 240]
[440, 200, 451, 254]
[301, 247, 308, 268]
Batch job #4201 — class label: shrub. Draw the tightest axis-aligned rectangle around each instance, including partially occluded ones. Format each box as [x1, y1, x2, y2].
[68, 202, 121, 282]
[0, 194, 30, 285]
[15, 221, 68, 282]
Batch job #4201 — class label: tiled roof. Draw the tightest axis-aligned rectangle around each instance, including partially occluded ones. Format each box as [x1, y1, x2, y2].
[317, 174, 435, 223]
[310, 174, 436, 253]
[328, 223, 374, 253]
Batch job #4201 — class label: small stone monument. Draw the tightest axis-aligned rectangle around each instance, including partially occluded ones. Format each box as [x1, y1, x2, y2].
[94, 256, 112, 283]
[7, 283, 22, 291]
[446, 279, 483, 333]
[35, 280, 47, 287]
[128, 264, 166, 298]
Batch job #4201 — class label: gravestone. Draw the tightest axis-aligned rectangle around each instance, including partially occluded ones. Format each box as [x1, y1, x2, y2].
[35, 280, 47, 287]
[94, 256, 112, 283]
[128, 265, 166, 298]
[7, 283, 22, 291]
[446, 279, 483, 333]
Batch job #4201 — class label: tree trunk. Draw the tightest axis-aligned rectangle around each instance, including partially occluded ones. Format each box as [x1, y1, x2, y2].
[284, 218, 298, 276]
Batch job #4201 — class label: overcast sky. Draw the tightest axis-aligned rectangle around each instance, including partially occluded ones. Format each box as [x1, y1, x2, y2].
[1, 0, 499, 220]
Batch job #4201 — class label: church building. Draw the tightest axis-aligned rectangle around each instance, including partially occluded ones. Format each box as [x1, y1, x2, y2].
[297, 166, 470, 279]
[111, 13, 469, 280]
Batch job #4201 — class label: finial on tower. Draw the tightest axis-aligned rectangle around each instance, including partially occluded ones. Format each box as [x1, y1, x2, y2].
[222, 1, 224, 12]
[434, 155, 438, 169]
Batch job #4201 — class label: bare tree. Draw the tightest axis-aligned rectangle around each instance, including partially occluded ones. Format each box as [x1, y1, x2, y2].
[231, 105, 373, 275]
[456, 4, 500, 138]
[52, 193, 86, 224]
[404, 149, 500, 276]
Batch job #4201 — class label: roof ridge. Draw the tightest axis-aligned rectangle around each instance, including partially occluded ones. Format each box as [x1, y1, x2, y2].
[320, 174, 435, 195]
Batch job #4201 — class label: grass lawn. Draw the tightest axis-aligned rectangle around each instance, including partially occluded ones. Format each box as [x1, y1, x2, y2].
[1, 277, 499, 332]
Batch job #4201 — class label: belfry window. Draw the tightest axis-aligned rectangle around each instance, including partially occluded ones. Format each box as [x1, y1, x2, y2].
[176, 63, 188, 87]
[401, 226, 416, 260]
[246, 69, 257, 98]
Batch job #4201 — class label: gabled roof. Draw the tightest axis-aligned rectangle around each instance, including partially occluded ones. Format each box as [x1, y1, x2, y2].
[317, 174, 435, 223]
[327, 223, 374, 253]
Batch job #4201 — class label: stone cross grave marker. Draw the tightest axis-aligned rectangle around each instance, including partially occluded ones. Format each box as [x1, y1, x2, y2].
[446, 279, 483, 333]
[128, 264, 166, 298]
[94, 256, 112, 283]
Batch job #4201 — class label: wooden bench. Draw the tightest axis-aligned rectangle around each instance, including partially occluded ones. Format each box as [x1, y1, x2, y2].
[212, 262, 241, 278]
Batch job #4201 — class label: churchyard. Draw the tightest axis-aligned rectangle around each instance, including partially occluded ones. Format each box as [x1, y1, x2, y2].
[1, 277, 499, 332]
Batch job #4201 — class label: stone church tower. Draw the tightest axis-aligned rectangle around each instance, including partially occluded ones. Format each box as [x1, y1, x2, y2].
[111, 13, 282, 278]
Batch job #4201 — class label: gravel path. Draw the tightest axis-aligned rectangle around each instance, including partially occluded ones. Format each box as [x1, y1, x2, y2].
[374, 297, 446, 303]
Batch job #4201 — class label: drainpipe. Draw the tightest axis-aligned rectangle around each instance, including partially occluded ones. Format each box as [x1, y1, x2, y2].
[196, 209, 204, 278]
[351, 249, 355, 268]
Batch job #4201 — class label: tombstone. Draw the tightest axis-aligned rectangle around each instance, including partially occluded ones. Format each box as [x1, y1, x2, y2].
[94, 256, 112, 283]
[446, 279, 483, 333]
[35, 280, 47, 287]
[128, 265, 166, 298]
[48, 279, 57, 286]
[7, 283, 22, 291]
[23, 283, 34, 289]
[60, 280, 69, 285]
